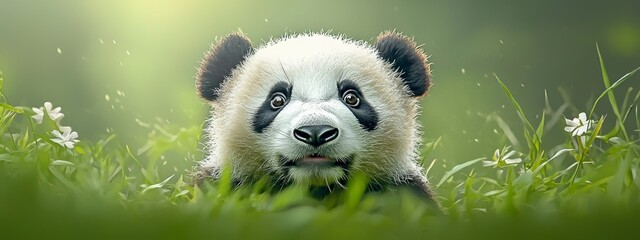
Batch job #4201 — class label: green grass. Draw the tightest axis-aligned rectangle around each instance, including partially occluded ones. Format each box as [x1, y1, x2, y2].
[1, 50, 640, 240]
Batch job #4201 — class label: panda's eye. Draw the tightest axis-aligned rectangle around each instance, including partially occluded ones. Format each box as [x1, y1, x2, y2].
[342, 90, 360, 107]
[270, 93, 287, 109]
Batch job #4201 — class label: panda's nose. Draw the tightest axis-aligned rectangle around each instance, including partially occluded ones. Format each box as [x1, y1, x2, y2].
[293, 125, 339, 147]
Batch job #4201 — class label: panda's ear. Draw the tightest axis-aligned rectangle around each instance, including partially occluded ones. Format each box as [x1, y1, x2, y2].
[375, 31, 431, 97]
[196, 32, 253, 101]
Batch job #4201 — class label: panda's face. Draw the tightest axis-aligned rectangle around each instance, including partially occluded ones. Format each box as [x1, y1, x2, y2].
[196, 32, 431, 187]
[244, 41, 387, 185]
[254, 80, 379, 185]
[255, 81, 364, 185]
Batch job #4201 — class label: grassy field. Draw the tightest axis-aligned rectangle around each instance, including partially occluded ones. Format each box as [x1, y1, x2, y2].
[1, 50, 640, 239]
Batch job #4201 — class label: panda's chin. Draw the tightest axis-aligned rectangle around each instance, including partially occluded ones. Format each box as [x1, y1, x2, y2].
[281, 155, 352, 186]
[288, 167, 346, 186]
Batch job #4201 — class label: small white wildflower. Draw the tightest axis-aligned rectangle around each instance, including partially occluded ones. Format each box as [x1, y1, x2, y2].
[51, 126, 79, 149]
[564, 112, 593, 136]
[31, 102, 64, 124]
[483, 146, 522, 168]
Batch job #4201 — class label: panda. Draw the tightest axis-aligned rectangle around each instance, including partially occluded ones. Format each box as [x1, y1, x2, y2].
[194, 31, 436, 202]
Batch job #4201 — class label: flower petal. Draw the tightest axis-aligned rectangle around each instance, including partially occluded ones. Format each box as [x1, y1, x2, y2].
[44, 102, 53, 111]
[578, 112, 587, 122]
[49, 112, 64, 121]
[576, 125, 589, 136]
[565, 119, 579, 127]
[32, 107, 43, 115]
[503, 150, 516, 160]
[51, 130, 64, 139]
[64, 141, 75, 149]
[51, 138, 64, 146]
[564, 118, 573, 125]
[505, 158, 522, 165]
[59, 126, 72, 135]
[31, 115, 44, 124]
[564, 126, 575, 133]
[572, 129, 581, 136]
[573, 117, 580, 124]
[483, 161, 497, 167]
[68, 131, 78, 140]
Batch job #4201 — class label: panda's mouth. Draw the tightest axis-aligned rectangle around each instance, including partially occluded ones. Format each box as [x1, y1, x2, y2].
[281, 154, 351, 169]
[280, 154, 353, 186]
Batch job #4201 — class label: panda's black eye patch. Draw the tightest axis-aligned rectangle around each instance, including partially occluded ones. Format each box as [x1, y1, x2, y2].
[338, 80, 378, 131]
[253, 81, 292, 133]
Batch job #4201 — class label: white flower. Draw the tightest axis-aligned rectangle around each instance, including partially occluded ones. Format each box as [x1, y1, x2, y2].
[564, 112, 593, 136]
[32, 102, 64, 124]
[483, 146, 522, 168]
[51, 126, 79, 149]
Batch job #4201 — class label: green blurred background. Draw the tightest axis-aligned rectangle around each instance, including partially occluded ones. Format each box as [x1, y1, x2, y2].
[1, 0, 639, 172]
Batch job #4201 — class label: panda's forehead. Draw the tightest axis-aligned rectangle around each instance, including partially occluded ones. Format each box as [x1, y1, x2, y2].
[274, 58, 363, 100]
[250, 35, 382, 99]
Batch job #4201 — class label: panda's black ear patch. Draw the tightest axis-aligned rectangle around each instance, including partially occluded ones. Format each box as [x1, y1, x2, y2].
[375, 32, 431, 97]
[196, 32, 253, 101]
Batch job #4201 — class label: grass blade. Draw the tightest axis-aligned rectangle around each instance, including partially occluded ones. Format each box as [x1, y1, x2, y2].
[589, 44, 640, 140]
[436, 157, 485, 188]
[495, 73, 535, 132]
[594, 44, 620, 119]
[588, 65, 640, 118]
[142, 174, 174, 193]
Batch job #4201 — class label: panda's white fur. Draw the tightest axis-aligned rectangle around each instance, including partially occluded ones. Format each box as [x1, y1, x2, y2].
[195, 31, 434, 199]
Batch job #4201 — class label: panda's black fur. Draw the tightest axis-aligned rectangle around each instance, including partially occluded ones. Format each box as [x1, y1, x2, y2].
[194, 31, 436, 203]
[196, 33, 253, 101]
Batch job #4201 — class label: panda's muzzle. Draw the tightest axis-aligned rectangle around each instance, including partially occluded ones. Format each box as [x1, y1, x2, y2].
[293, 124, 339, 147]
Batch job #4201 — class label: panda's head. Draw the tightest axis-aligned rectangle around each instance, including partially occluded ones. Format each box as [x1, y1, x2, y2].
[197, 32, 431, 187]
